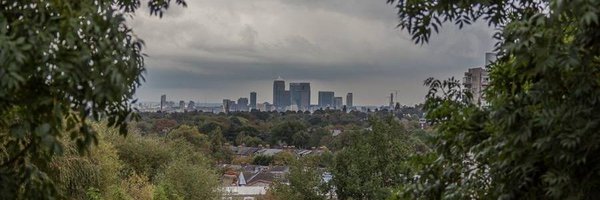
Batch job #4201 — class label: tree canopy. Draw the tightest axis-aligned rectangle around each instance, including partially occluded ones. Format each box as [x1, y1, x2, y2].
[0, 0, 185, 198]
[389, 0, 600, 199]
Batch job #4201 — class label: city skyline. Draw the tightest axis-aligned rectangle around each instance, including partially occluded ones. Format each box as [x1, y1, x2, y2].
[130, 0, 496, 105]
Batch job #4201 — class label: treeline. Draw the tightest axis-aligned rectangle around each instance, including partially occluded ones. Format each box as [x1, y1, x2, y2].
[135, 108, 423, 150]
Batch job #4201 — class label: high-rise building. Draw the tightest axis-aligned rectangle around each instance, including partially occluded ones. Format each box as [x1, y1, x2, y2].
[318, 91, 335, 108]
[463, 67, 488, 105]
[346, 93, 353, 108]
[334, 97, 343, 109]
[389, 93, 394, 108]
[179, 101, 185, 110]
[290, 83, 311, 111]
[160, 94, 167, 111]
[238, 97, 249, 112]
[273, 77, 285, 110]
[250, 92, 257, 110]
[283, 90, 291, 109]
[222, 99, 233, 113]
[188, 101, 195, 111]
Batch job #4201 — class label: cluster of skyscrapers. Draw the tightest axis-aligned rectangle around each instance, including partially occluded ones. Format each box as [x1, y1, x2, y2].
[222, 92, 257, 113]
[272, 77, 353, 112]
[221, 77, 354, 113]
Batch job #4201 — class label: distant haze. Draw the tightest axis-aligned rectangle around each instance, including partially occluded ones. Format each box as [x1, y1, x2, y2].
[130, 0, 496, 106]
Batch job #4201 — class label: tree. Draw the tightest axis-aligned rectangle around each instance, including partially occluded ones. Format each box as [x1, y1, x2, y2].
[389, 0, 600, 198]
[0, 1, 186, 198]
[332, 118, 421, 199]
[270, 156, 331, 200]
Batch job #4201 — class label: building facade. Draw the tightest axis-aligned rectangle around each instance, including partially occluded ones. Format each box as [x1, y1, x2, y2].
[334, 97, 343, 109]
[463, 67, 489, 105]
[318, 91, 335, 109]
[273, 78, 286, 110]
[160, 94, 167, 111]
[250, 92, 257, 110]
[346, 93, 353, 108]
[289, 83, 311, 111]
[238, 97, 249, 112]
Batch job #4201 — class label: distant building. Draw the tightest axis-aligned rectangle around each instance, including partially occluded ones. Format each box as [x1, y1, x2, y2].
[334, 97, 343, 109]
[179, 100, 185, 110]
[250, 92, 257, 110]
[238, 97, 249, 112]
[318, 91, 335, 109]
[463, 67, 489, 105]
[346, 93, 353, 108]
[290, 83, 311, 111]
[273, 77, 286, 110]
[160, 94, 166, 111]
[283, 90, 291, 109]
[223, 99, 233, 113]
[389, 93, 394, 108]
[187, 101, 195, 111]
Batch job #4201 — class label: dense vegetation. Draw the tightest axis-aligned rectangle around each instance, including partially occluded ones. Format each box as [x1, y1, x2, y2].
[0, 1, 186, 199]
[50, 124, 219, 200]
[388, 0, 600, 199]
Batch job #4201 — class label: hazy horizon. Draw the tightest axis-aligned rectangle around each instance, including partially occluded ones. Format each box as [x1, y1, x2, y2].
[130, 0, 496, 106]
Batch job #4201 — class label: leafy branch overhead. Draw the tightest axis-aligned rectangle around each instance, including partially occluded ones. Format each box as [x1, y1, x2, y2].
[0, 1, 185, 199]
[393, 0, 600, 199]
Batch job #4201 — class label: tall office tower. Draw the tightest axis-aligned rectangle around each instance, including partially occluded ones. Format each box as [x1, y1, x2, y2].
[188, 101, 195, 111]
[318, 91, 335, 108]
[238, 97, 249, 112]
[179, 101, 185, 110]
[222, 99, 232, 113]
[273, 77, 286, 110]
[463, 67, 489, 105]
[160, 94, 167, 111]
[346, 93, 353, 107]
[389, 93, 394, 108]
[334, 97, 343, 109]
[283, 90, 291, 109]
[250, 92, 257, 110]
[290, 83, 311, 111]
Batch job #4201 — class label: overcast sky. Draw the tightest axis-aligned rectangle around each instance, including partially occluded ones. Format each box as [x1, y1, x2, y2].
[130, 0, 496, 106]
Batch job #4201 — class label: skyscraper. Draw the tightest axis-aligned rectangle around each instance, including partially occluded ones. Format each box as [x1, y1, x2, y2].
[389, 93, 394, 108]
[250, 92, 257, 110]
[283, 90, 291, 109]
[318, 91, 335, 108]
[188, 101, 195, 111]
[290, 83, 311, 111]
[160, 94, 166, 111]
[334, 97, 343, 109]
[273, 77, 285, 110]
[222, 99, 231, 113]
[179, 100, 185, 110]
[238, 97, 249, 112]
[346, 93, 353, 108]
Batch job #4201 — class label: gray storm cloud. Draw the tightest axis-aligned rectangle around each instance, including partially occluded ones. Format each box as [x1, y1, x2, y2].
[130, 0, 496, 105]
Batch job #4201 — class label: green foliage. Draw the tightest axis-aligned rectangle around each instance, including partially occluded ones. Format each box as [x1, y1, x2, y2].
[270, 156, 331, 200]
[392, 0, 600, 199]
[253, 155, 274, 166]
[332, 118, 424, 199]
[0, 0, 186, 198]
